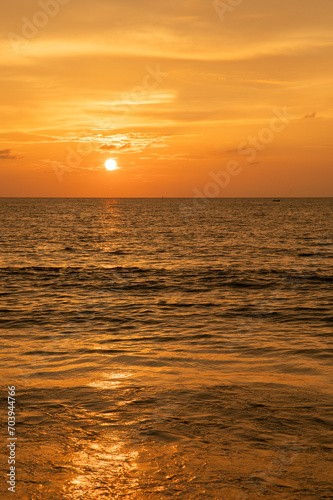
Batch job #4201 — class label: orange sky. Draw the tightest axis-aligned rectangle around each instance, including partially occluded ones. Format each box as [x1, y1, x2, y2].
[1, 0, 332, 197]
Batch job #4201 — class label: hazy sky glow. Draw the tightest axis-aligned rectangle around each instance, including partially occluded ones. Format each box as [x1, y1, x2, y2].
[1, 0, 332, 196]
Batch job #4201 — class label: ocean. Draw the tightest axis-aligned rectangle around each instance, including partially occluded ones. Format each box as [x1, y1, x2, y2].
[0, 198, 332, 499]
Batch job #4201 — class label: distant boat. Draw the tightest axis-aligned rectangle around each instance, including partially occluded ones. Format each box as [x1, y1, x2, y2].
[273, 199, 281, 202]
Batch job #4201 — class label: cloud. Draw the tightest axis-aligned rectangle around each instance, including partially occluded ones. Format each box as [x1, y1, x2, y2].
[99, 144, 117, 150]
[0, 148, 19, 159]
[3, 0, 333, 63]
[303, 112, 317, 119]
[100, 142, 131, 151]
[0, 132, 63, 144]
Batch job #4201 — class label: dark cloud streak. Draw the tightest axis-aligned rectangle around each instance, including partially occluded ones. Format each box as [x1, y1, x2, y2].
[0, 148, 20, 160]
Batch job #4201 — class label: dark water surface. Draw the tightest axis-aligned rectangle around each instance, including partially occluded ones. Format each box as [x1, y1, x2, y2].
[0, 198, 332, 499]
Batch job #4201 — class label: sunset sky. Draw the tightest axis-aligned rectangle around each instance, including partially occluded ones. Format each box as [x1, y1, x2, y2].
[1, 0, 332, 197]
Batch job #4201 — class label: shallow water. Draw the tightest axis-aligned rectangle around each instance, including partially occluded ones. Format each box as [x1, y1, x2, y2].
[0, 198, 332, 499]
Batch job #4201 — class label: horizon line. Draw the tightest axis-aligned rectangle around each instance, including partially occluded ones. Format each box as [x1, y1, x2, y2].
[0, 196, 332, 200]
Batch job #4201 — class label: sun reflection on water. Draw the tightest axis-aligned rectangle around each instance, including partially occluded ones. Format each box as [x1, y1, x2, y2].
[60, 370, 140, 499]
[89, 371, 133, 390]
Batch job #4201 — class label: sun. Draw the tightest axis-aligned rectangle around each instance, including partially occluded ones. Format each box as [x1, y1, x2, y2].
[105, 159, 118, 171]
